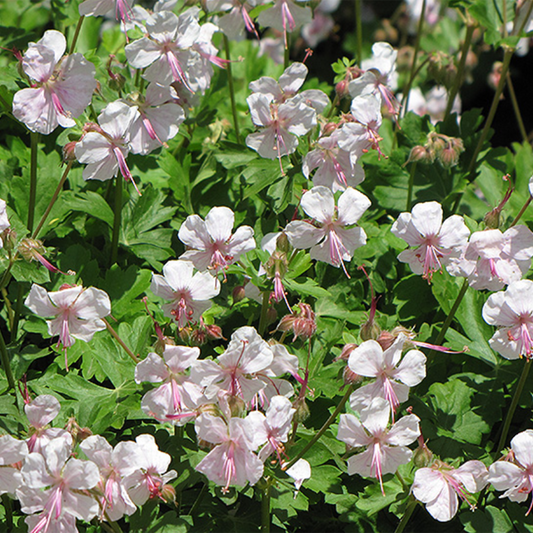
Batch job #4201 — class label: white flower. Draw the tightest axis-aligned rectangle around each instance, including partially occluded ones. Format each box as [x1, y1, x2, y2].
[337, 397, 420, 494]
[195, 412, 265, 492]
[413, 460, 488, 522]
[348, 334, 426, 414]
[150, 260, 220, 328]
[482, 279, 533, 360]
[12, 30, 96, 135]
[489, 429, 533, 512]
[391, 201, 470, 282]
[0, 435, 28, 496]
[284, 186, 370, 275]
[178, 206, 255, 276]
[24, 284, 111, 364]
[74, 101, 140, 192]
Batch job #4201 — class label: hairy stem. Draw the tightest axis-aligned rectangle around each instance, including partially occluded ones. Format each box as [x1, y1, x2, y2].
[103, 318, 140, 363]
[0, 327, 16, 390]
[111, 175, 122, 265]
[261, 479, 271, 533]
[428, 278, 469, 360]
[406, 162, 417, 211]
[10, 285, 24, 343]
[28, 132, 39, 234]
[401, 0, 426, 115]
[70, 16, 85, 54]
[510, 196, 532, 227]
[506, 72, 528, 143]
[258, 291, 270, 337]
[496, 359, 531, 454]
[444, 22, 475, 121]
[223, 35, 241, 144]
[284, 384, 355, 470]
[33, 162, 73, 239]
[394, 497, 418, 533]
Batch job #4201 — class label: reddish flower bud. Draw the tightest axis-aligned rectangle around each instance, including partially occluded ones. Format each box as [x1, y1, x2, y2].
[62, 141, 78, 163]
[232, 285, 246, 304]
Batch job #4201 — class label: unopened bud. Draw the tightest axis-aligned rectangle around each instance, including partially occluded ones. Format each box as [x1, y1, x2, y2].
[205, 324, 224, 340]
[439, 146, 460, 168]
[376, 330, 396, 351]
[322, 122, 338, 136]
[66, 417, 92, 444]
[360, 319, 381, 341]
[109, 72, 126, 93]
[406, 145, 430, 165]
[62, 141, 78, 163]
[413, 436, 433, 467]
[277, 303, 316, 341]
[161, 484, 176, 504]
[18, 238, 46, 262]
[336, 343, 357, 362]
[232, 285, 246, 304]
[266, 306, 278, 325]
[276, 232, 291, 254]
[2, 228, 16, 253]
[227, 395, 246, 418]
[335, 79, 349, 99]
[428, 51, 455, 88]
[343, 366, 362, 385]
[292, 397, 310, 423]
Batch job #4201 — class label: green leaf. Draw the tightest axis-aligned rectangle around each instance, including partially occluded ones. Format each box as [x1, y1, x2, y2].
[427, 378, 490, 444]
[461, 506, 514, 533]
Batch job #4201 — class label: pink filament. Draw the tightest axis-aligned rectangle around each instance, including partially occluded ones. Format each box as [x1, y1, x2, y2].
[223, 443, 236, 493]
[166, 51, 193, 93]
[370, 441, 385, 495]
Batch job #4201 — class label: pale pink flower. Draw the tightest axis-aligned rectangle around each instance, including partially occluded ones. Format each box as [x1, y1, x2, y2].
[195, 412, 265, 492]
[413, 460, 488, 522]
[246, 92, 316, 169]
[482, 279, 533, 360]
[205, 0, 262, 40]
[125, 10, 202, 90]
[391, 201, 470, 282]
[191, 326, 273, 403]
[79, 0, 134, 25]
[24, 284, 111, 367]
[17, 435, 100, 532]
[406, 86, 461, 124]
[178, 206, 255, 276]
[25, 395, 70, 454]
[0, 435, 28, 496]
[127, 83, 185, 155]
[247, 395, 295, 463]
[122, 434, 177, 506]
[449, 226, 533, 291]
[150, 260, 220, 328]
[135, 344, 203, 425]
[12, 30, 96, 135]
[348, 334, 426, 415]
[74, 101, 140, 192]
[489, 429, 533, 513]
[284, 186, 370, 276]
[257, 0, 312, 47]
[337, 397, 420, 494]
[303, 131, 365, 192]
[79, 435, 138, 521]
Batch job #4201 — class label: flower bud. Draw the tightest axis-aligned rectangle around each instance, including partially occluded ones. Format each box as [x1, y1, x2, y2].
[232, 285, 246, 304]
[276, 232, 291, 254]
[360, 319, 381, 341]
[439, 146, 460, 168]
[2, 228, 16, 253]
[161, 484, 176, 504]
[335, 79, 349, 99]
[376, 330, 396, 351]
[18, 238, 46, 262]
[266, 305, 278, 325]
[205, 324, 224, 340]
[277, 303, 316, 341]
[227, 395, 246, 418]
[292, 397, 310, 423]
[343, 365, 362, 386]
[412, 436, 433, 468]
[322, 122, 338, 136]
[66, 417, 93, 445]
[406, 145, 430, 165]
[62, 141, 78, 163]
[428, 51, 456, 88]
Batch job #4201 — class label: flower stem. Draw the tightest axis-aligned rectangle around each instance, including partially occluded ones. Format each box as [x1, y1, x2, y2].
[495, 358, 531, 454]
[189, 482, 207, 515]
[401, 0, 426, 115]
[258, 291, 270, 337]
[506, 72, 528, 143]
[223, 35, 241, 144]
[284, 384, 355, 471]
[33, 162, 73, 239]
[110, 175, 122, 265]
[406, 162, 417, 211]
[444, 21, 475, 121]
[510, 196, 532, 227]
[394, 497, 418, 533]
[429, 278, 469, 360]
[0, 327, 16, 390]
[261, 479, 271, 533]
[10, 285, 24, 343]
[28, 132, 39, 234]
[355, 0, 363, 65]
[103, 318, 140, 363]
[70, 16, 85, 54]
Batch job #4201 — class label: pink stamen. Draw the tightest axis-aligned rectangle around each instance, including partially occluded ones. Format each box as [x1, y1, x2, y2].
[242, 7, 259, 39]
[370, 441, 385, 495]
[198, 51, 229, 69]
[50, 91, 67, 117]
[381, 377, 400, 417]
[171, 379, 182, 411]
[223, 443, 236, 493]
[328, 230, 350, 278]
[171, 296, 189, 329]
[166, 51, 194, 93]
[332, 156, 348, 187]
[273, 272, 291, 311]
[113, 146, 141, 196]
[519, 320, 533, 357]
